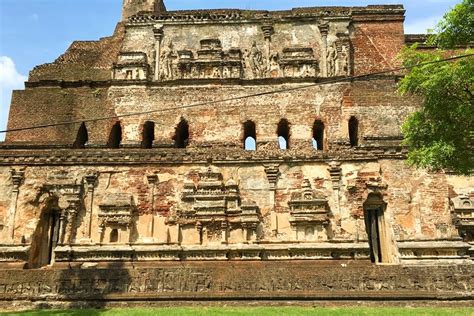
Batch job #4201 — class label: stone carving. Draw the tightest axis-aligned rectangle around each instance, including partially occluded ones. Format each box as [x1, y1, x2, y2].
[80, 173, 98, 243]
[153, 25, 164, 81]
[175, 39, 243, 80]
[176, 167, 261, 245]
[1, 264, 471, 301]
[288, 179, 331, 241]
[263, 164, 280, 191]
[6, 168, 25, 241]
[155, 37, 344, 81]
[450, 192, 474, 241]
[280, 47, 319, 78]
[328, 161, 342, 190]
[113, 52, 149, 80]
[327, 33, 351, 77]
[41, 183, 83, 245]
[98, 194, 136, 244]
[160, 42, 177, 80]
[246, 41, 265, 79]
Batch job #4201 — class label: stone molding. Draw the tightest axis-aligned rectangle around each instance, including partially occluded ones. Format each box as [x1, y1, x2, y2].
[125, 6, 404, 25]
[0, 146, 408, 167]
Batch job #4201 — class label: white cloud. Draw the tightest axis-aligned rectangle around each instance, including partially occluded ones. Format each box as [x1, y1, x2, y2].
[405, 15, 441, 34]
[29, 13, 39, 22]
[0, 56, 27, 141]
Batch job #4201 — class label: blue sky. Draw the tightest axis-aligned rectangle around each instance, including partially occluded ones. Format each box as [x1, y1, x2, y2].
[0, 0, 461, 141]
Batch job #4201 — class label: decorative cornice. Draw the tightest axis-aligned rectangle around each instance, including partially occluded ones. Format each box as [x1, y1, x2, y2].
[0, 146, 408, 166]
[126, 6, 404, 25]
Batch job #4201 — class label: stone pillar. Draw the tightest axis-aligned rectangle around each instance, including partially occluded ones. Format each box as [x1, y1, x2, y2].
[328, 161, 342, 218]
[147, 174, 159, 239]
[81, 174, 97, 243]
[153, 25, 164, 81]
[318, 21, 329, 77]
[63, 198, 81, 245]
[7, 169, 24, 242]
[264, 164, 280, 236]
[261, 24, 274, 60]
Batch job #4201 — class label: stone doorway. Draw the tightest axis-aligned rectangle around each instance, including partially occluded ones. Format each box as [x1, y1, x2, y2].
[363, 193, 389, 264]
[28, 207, 60, 268]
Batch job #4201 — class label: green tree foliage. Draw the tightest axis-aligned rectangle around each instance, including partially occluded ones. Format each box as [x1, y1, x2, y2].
[399, 0, 474, 174]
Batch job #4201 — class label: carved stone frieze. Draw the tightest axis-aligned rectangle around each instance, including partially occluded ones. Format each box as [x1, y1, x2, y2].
[280, 47, 319, 78]
[327, 33, 351, 77]
[162, 39, 243, 80]
[450, 192, 474, 241]
[98, 193, 136, 244]
[178, 167, 261, 245]
[288, 179, 331, 241]
[113, 52, 150, 80]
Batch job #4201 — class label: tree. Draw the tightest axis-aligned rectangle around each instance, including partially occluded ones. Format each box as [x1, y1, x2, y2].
[399, 0, 474, 175]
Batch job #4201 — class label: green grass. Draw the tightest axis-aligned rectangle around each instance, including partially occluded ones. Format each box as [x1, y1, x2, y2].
[3, 307, 474, 316]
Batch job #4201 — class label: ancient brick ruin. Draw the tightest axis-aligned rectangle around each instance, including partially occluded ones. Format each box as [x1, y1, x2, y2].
[0, 0, 472, 306]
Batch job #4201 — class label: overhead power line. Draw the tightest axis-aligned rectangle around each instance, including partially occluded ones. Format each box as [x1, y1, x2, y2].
[1, 53, 473, 135]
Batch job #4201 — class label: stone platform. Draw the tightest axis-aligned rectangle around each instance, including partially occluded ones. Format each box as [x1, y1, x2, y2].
[0, 261, 472, 309]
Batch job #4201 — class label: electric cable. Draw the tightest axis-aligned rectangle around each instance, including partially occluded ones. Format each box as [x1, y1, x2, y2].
[1, 53, 472, 134]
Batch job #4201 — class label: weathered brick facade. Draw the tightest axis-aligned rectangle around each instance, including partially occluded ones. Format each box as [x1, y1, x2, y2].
[0, 0, 472, 306]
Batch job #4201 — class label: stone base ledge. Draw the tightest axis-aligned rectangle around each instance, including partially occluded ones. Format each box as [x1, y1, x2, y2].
[52, 243, 371, 262]
[0, 245, 29, 262]
[0, 262, 471, 305]
[397, 240, 471, 264]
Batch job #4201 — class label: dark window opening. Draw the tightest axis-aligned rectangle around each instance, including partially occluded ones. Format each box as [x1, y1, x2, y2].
[72, 122, 88, 149]
[243, 120, 256, 151]
[110, 229, 119, 243]
[349, 116, 359, 147]
[277, 119, 290, 150]
[312, 120, 325, 151]
[141, 121, 155, 149]
[173, 119, 189, 148]
[107, 122, 122, 148]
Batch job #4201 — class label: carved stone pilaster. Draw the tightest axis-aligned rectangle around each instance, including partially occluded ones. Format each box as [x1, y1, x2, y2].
[153, 25, 164, 81]
[147, 174, 159, 239]
[85, 174, 98, 192]
[318, 21, 329, 77]
[261, 23, 275, 76]
[7, 169, 25, 241]
[264, 164, 280, 191]
[328, 161, 342, 190]
[63, 198, 81, 245]
[82, 173, 98, 243]
[10, 169, 24, 193]
[261, 24, 274, 41]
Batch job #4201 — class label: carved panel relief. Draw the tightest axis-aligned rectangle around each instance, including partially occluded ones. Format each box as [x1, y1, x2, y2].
[288, 179, 331, 241]
[142, 21, 352, 82]
[176, 167, 261, 245]
[113, 52, 149, 80]
[451, 192, 474, 241]
[98, 193, 137, 244]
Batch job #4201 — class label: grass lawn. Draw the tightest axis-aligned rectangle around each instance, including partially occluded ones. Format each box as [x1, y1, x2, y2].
[3, 307, 474, 316]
